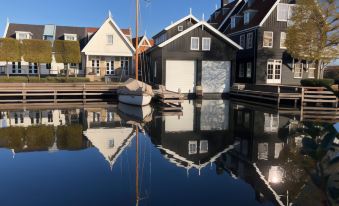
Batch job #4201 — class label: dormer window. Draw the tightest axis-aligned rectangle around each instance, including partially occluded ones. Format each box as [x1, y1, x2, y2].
[16, 31, 32, 40]
[231, 16, 241, 29]
[244, 10, 257, 25]
[64, 34, 77, 41]
[277, 3, 294, 22]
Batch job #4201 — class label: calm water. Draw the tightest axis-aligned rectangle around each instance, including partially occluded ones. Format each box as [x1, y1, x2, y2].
[0, 100, 338, 206]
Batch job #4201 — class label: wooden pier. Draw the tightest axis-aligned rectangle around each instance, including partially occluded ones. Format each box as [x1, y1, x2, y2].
[153, 85, 184, 115]
[0, 83, 122, 104]
[231, 84, 338, 108]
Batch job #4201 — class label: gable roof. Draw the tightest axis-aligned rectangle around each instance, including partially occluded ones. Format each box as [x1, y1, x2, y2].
[157, 21, 243, 50]
[82, 17, 136, 53]
[218, 0, 245, 30]
[153, 14, 200, 39]
[225, 0, 280, 35]
[132, 36, 152, 48]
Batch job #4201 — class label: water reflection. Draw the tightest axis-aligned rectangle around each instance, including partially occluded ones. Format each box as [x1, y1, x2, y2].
[0, 100, 337, 206]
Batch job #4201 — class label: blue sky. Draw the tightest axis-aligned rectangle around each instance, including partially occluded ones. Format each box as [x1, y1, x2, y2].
[0, 0, 220, 37]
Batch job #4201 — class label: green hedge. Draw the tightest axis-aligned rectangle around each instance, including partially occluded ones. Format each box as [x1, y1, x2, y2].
[300, 79, 335, 87]
[0, 76, 90, 83]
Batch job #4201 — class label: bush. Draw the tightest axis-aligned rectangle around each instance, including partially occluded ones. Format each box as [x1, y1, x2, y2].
[0, 76, 90, 83]
[300, 79, 335, 87]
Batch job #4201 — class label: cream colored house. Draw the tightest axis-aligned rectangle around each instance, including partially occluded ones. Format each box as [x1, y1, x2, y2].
[82, 16, 135, 81]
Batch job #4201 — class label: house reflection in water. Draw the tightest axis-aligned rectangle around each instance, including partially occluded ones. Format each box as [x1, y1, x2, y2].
[149, 100, 236, 175]
[83, 107, 134, 169]
[0, 109, 89, 154]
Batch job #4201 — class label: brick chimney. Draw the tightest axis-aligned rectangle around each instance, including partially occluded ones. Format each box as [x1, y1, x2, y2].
[221, 0, 229, 7]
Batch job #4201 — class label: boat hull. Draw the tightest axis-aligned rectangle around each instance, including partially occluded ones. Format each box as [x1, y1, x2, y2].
[118, 94, 152, 106]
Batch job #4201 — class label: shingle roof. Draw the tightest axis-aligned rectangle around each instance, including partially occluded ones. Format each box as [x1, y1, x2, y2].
[225, 0, 278, 34]
[208, 0, 241, 26]
[6, 23, 44, 39]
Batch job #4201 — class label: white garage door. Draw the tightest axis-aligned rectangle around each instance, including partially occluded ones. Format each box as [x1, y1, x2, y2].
[202, 61, 231, 93]
[166, 60, 196, 93]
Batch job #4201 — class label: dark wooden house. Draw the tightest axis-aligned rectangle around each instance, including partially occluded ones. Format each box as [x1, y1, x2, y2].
[209, 0, 315, 85]
[147, 14, 242, 95]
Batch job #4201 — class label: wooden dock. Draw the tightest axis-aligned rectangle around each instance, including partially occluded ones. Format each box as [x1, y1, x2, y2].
[0, 83, 122, 104]
[153, 85, 184, 114]
[231, 84, 338, 108]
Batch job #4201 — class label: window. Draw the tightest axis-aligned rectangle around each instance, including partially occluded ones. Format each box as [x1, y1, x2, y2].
[258, 143, 268, 160]
[106, 35, 113, 44]
[178, 25, 183, 32]
[106, 60, 114, 75]
[108, 139, 114, 148]
[17, 62, 21, 74]
[294, 62, 303, 78]
[121, 57, 129, 75]
[308, 68, 315, 78]
[239, 63, 244, 78]
[48, 112, 53, 123]
[246, 62, 252, 78]
[277, 3, 294, 22]
[231, 17, 236, 29]
[280, 32, 286, 49]
[263, 31, 273, 48]
[240, 35, 245, 48]
[200, 140, 208, 154]
[264, 113, 279, 133]
[46, 63, 51, 69]
[246, 32, 253, 49]
[29, 63, 38, 74]
[70, 63, 77, 68]
[44, 35, 54, 41]
[188, 141, 197, 155]
[191, 37, 199, 51]
[16, 32, 31, 40]
[202, 38, 211, 51]
[244, 12, 250, 24]
[12, 62, 16, 74]
[64, 34, 77, 41]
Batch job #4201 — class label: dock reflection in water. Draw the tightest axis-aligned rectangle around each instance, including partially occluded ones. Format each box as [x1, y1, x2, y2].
[0, 100, 337, 206]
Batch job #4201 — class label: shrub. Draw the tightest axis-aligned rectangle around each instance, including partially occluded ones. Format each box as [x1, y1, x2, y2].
[300, 79, 335, 87]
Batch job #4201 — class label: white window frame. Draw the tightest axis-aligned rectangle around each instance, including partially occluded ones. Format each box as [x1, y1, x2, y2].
[263, 31, 273, 48]
[239, 63, 245, 78]
[106, 60, 115, 75]
[106, 34, 113, 45]
[240, 34, 246, 48]
[16, 31, 32, 40]
[188, 141, 197, 155]
[246, 62, 252, 78]
[244, 12, 250, 25]
[64, 33, 77, 41]
[190, 37, 199, 51]
[231, 17, 236, 29]
[277, 3, 290, 22]
[29, 62, 38, 74]
[280, 32, 286, 49]
[308, 67, 315, 79]
[293, 62, 303, 78]
[199, 140, 208, 154]
[246, 32, 253, 49]
[178, 25, 183, 32]
[202, 38, 211, 51]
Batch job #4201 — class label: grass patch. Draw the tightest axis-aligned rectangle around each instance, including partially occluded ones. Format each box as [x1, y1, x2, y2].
[0, 76, 90, 83]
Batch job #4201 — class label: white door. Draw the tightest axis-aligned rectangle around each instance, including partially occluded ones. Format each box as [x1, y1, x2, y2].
[106, 60, 115, 75]
[92, 59, 100, 76]
[267, 60, 282, 84]
[202, 61, 231, 93]
[166, 60, 196, 93]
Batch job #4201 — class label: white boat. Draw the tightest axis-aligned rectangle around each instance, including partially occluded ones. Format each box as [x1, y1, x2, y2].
[118, 78, 154, 106]
[118, 103, 153, 124]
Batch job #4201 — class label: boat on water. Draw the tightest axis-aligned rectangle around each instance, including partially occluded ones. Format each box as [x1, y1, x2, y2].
[118, 78, 154, 106]
[118, 102, 153, 124]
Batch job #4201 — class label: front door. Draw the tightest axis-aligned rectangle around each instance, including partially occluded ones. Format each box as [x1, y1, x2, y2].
[266, 59, 282, 84]
[106, 60, 115, 75]
[92, 59, 100, 76]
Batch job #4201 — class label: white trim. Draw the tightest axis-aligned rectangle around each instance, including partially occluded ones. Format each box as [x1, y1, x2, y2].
[82, 17, 135, 53]
[202, 37, 211, 51]
[217, 0, 243, 30]
[263, 31, 274, 48]
[64, 33, 77, 41]
[164, 14, 199, 31]
[138, 36, 152, 47]
[259, 0, 281, 26]
[190, 37, 199, 51]
[178, 25, 184, 32]
[158, 21, 243, 50]
[227, 26, 258, 36]
[84, 52, 133, 57]
[279, 32, 286, 49]
[3, 18, 9, 38]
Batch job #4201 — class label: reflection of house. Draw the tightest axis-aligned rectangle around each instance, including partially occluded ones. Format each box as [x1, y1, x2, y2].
[149, 100, 235, 173]
[84, 127, 134, 169]
[225, 101, 305, 205]
[83, 107, 135, 169]
[0, 110, 66, 128]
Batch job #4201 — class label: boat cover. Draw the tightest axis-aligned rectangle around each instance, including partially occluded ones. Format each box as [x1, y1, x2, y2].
[118, 78, 154, 96]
